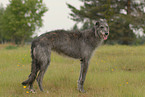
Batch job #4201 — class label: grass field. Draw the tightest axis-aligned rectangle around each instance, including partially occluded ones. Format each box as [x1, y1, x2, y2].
[0, 44, 145, 97]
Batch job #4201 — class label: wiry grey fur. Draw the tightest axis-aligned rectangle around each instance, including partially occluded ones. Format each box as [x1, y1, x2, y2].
[22, 19, 109, 93]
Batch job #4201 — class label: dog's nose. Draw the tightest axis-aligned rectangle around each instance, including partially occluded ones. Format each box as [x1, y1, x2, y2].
[105, 32, 108, 35]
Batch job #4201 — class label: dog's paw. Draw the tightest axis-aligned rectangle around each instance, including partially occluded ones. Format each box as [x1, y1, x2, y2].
[30, 89, 36, 93]
[77, 87, 86, 93]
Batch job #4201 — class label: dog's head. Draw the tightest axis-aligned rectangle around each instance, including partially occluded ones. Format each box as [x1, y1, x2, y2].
[94, 19, 109, 40]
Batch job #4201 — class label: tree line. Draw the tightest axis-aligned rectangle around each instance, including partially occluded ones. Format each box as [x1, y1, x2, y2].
[0, 0, 145, 45]
[0, 0, 48, 45]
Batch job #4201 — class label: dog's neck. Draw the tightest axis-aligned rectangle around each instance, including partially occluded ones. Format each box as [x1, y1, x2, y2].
[81, 28, 104, 49]
[93, 27, 104, 48]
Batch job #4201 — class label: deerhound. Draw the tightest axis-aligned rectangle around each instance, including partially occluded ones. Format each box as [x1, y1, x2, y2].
[22, 19, 109, 93]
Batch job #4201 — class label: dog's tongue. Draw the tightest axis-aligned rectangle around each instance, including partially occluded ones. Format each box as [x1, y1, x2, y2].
[103, 35, 108, 40]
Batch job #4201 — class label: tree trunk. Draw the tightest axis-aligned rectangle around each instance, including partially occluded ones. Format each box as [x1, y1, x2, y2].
[127, 0, 131, 14]
[20, 37, 25, 46]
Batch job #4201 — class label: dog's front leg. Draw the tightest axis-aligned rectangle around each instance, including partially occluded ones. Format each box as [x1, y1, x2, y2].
[78, 58, 89, 93]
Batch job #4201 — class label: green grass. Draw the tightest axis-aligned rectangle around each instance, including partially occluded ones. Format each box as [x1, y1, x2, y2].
[0, 44, 145, 97]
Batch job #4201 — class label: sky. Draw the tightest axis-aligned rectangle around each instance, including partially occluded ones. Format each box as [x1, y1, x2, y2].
[0, 0, 144, 36]
[0, 0, 82, 35]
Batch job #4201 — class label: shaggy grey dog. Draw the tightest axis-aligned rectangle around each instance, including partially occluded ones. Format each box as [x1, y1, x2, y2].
[22, 19, 109, 93]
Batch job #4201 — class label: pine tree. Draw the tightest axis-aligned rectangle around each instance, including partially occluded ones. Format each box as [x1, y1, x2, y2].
[67, 0, 145, 44]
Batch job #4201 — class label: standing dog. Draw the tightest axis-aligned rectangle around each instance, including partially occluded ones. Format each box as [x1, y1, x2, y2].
[22, 19, 109, 93]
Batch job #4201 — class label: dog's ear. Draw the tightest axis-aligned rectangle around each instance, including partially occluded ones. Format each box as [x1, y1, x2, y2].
[94, 21, 100, 37]
[103, 19, 107, 22]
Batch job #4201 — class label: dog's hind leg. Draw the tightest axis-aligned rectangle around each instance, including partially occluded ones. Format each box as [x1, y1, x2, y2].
[22, 47, 40, 93]
[36, 47, 51, 92]
[29, 62, 40, 93]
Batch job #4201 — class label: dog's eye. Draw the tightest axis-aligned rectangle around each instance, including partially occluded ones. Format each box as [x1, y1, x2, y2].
[100, 26, 104, 29]
[95, 22, 99, 26]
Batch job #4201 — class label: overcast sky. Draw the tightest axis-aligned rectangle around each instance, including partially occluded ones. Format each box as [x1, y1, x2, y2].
[0, 0, 82, 35]
[0, 0, 144, 36]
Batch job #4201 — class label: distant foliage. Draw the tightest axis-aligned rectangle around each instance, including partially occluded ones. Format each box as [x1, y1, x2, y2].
[67, 0, 145, 45]
[0, 0, 48, 45]
[5, 45, 18, 50]
[0, 4, 5, 44]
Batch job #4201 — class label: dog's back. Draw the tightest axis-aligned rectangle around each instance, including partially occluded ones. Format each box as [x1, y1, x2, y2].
[32, 30, 83, 58]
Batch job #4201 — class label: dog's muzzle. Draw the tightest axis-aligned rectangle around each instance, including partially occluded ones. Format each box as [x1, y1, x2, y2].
[103, 32, 109, 40]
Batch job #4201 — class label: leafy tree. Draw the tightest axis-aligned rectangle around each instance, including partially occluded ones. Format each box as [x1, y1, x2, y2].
[0, 4, 5, 43]
[67, 0, 145, 44]
[2, 0, 48, 44]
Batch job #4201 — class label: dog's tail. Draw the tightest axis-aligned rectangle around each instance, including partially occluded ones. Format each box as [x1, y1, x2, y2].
[22, 44, 38, 86]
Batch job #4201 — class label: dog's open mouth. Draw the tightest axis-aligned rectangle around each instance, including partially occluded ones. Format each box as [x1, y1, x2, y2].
[103, 35, 108, 40]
